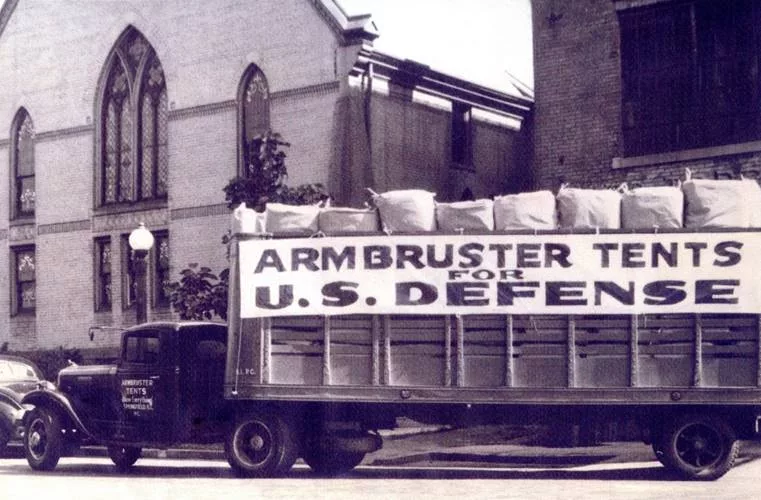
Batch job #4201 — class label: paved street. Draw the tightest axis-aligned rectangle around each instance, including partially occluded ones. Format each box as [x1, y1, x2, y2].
[2, 440, 761, 499]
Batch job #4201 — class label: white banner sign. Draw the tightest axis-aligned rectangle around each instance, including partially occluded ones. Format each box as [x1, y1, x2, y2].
[238, 232, 761, 317]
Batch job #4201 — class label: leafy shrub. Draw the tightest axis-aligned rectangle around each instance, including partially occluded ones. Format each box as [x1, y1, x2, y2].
[166, 264, 229, 321]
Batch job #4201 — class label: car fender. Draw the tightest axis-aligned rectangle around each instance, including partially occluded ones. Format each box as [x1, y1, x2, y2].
[0, 388, 23, 434]
[0, 386, 23, 411]
[21, 388, 96, 440]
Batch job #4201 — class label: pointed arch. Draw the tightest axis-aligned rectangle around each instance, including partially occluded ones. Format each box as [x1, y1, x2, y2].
[95, 26, 168, 206]
[237, 64, 271, 174]
[10, 107, 35, 219]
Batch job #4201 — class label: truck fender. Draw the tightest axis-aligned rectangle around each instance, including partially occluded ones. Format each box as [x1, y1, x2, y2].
[21, 389, 96, 440]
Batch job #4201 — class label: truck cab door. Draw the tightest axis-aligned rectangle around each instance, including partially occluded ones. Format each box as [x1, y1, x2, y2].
[116, 328, 179, 444]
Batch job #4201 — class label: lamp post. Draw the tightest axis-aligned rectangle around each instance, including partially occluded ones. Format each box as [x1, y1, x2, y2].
[128, 222, 154, 325]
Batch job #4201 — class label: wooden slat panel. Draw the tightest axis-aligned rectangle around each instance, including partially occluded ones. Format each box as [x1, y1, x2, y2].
[639, 344, 694, 355]
[382, 316, 391, 385]
[372, 315, 380, 385]
[757, 315, 761, 387]
[456, 315, 465, 387]
[514, 344, 567, 356]
[323, 316, 331, 385]
[577, 345, 630, 356]
[505, 314, 514, 387]
[513, 332, 567, 343]
[444, 316, 452, 387]
[567, 316, 576, 388]
[630, 314, 639, 387]
[702, 329, 757, 341]
[693, 314, 703, 387]
[262, 317, 272, 384]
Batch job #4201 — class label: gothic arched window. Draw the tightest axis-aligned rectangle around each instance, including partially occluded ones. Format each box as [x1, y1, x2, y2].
[238, 65, 270, 174]
[11, 108, 35, 219]
[98, 27, 167, 206]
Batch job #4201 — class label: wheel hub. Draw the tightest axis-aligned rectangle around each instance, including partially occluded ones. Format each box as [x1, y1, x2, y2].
[29, 431, 41, 448]
[249, 434, 266, 451]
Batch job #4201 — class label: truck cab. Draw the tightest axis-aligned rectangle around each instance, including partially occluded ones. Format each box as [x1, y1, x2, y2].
[21, 321, 228, 470]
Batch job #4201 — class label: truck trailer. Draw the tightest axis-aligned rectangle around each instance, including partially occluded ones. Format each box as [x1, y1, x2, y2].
[20, 225, 761, 480]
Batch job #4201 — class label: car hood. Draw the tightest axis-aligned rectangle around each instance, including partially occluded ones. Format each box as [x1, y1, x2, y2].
[58, 364, 116, 377]
[0, 381, 44, 398]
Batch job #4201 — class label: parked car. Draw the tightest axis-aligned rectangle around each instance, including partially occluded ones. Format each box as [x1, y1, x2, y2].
[0, 355, 47, 452]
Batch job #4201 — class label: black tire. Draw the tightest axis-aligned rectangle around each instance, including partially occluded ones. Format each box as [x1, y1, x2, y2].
[225, 412, 298, 477]
[108, 445, 142, 470]
[302, 443, 365, 476]
[661, 414, 739, 481]
[24, 407, 64, 471]
[651, 438, 668, 466]
[0, 423, 11, 454]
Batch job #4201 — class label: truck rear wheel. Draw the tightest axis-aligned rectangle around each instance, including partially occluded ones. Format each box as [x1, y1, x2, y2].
[660, 414, 739, 481]
[108, 445, 141, 470]
[24, 407, 63, 471]
[302, 431, 379, 476]
[303, 446, 365, 476]
[225, 411, 298, 477]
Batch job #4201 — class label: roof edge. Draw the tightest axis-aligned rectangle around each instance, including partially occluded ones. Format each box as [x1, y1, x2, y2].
[0, 0, 19, 40]
[312, 0, 379, 45]
[351, 48, 534, 118]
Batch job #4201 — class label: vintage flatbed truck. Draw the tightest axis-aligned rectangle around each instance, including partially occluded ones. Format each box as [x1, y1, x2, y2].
[19, 226, 761, 480]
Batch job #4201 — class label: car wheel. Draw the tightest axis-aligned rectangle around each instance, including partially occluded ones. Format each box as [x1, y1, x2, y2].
[224, 411, 298, 477]
[661, 414, 739, 481]
[108, 445, 142, 470]
[24, 407, 64, 471]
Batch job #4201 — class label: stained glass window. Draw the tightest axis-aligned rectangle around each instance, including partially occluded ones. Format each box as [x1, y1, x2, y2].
[122, 235, 136, 310]
[120, 230, 169, 311]
[12, 109, 35, 218]
[13, 247, 35, 314]
[100, 27, 167, 205]
[138, 55, 168, 200]
[95, 238, 112, 311]
[240, 65, 270, 173]
[153, 232, 170, 307]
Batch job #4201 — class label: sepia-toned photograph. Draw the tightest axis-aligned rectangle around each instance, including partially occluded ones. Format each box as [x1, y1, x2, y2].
[2, 0, 761, 497]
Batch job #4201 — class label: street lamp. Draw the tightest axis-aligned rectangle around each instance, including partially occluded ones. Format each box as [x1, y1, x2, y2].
[128, 222, 154, 324]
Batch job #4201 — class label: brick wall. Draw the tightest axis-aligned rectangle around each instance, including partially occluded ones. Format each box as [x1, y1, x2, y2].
[532, 0, 623, 190]
[532, 0, 761, 190]
[0, 0, 528, 352]
[0, 0, 349, 351]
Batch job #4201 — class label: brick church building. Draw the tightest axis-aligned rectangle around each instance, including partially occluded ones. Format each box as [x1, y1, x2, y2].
[0, 0, 532, 352]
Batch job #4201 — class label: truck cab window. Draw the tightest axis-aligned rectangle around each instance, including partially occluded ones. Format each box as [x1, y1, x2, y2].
[123, 334, 160, 364]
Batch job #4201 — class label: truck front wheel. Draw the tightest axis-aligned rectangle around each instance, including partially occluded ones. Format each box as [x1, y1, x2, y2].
[24, 407, 63, 471]
[225, 412, 298, 477]
[108, 445, 141, 470]
[660, 414, 739, 481]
